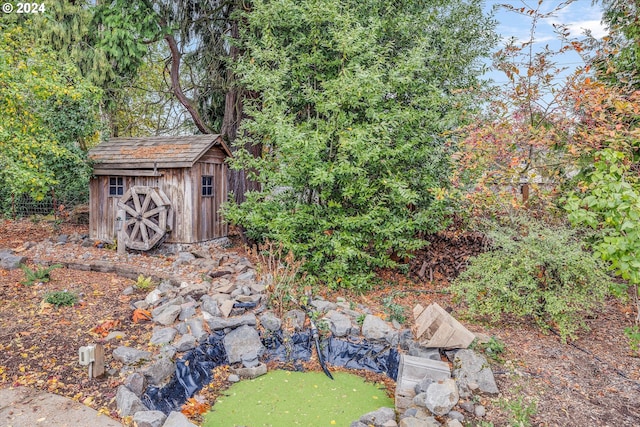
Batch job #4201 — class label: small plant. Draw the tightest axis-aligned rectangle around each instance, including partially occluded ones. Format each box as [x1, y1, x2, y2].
[451, 215, 614, 342]
[472, 337, 506, 363]
[382, 291, 406, 324]
[499, 396, 538, 427]
[134, 274, 155, 291]
[45, 290, 78, 307]
[624, 325, 640, 355]
[250, 241, 305, 317]
[20, 263, 62, 286]
[356, 313, 367, 326]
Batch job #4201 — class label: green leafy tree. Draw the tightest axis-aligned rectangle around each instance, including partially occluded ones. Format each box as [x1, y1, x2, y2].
[592, 0, 640, 91]
[225, 0, 496, 289]
[565, 149, 640, 350]
[0, 18, 101, 206]
[42, 0, 256, 201]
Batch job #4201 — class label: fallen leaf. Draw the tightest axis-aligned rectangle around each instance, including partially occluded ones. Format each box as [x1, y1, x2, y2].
[91, 319, 121, 337]
[132, 308, 152, 323]
[180, 397, 210, 417]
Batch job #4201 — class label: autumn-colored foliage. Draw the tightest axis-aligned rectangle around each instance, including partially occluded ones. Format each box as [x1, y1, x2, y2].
[91, 320, 121, 337]
[132, 308, 152, 323]
[181, 397, 210, 417]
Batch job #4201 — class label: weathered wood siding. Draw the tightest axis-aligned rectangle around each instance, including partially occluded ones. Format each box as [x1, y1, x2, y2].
[191, 146, 228, 241]
[89, 146, 228, 244]
[89, 170, 190, 243]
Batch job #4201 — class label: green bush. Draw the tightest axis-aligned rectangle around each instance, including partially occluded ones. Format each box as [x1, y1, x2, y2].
[45, 290, 78, 307]
[450, 216, 614, 341]
[225, 0, 496, 290]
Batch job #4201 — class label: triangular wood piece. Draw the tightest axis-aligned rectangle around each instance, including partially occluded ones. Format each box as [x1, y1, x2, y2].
[412, 302, 475, 349]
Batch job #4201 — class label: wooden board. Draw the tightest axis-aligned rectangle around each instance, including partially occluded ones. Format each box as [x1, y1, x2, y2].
[412, 303, 475, 349]
[92, 344, 105, 378]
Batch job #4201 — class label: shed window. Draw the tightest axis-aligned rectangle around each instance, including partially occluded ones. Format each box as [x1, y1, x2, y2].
[109, 177, 124, 196]
[202, 176, 213, 197]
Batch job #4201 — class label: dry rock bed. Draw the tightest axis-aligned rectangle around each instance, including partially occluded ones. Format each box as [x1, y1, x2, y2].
[1, 218, 640, 426]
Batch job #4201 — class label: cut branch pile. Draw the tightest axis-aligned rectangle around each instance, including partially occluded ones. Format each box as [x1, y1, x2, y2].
[410, 230, 490, 281]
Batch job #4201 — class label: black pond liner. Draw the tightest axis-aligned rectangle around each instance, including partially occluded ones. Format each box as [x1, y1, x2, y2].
[142, 330, 399, 414]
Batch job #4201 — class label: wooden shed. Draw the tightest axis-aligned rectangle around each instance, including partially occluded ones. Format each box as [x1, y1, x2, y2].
[88, 135, 231, 249]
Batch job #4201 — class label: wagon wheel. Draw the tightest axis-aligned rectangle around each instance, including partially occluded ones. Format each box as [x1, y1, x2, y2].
[117, 186, 173, 251]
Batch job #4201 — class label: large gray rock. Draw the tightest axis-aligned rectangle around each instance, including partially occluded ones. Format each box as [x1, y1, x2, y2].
[201, 295, 221, 317]
[141, 357, 176, 386]
[223, 325, 265, 364]
[419, 379, 459, 416]
[145, 289, 164, 306]
[453, 350, 499, 397]
[236, 270, 256, 282]
[260, 312, 282, 332]
[207, 313, 257, 330]
[115, 385, 147, 417]
[0, 254, 26, 270]
[324, 310, 353, 337]
[0, 248, 14, 259]
[362, 315, 392, 341]
[179, 303, 197, 321]
[163, 411, 198, 427]
[186, 317, 208, 341]
[152, 304, 182, 325]
[132, 410, 167, 427]
[112, 346, 152, 365]
[179, 282, 210, 300]
[174, 334, 197, 352]
[124, 372, 146, 396]
[149, 327, 177, 345]
[311, 299, 337, 313]
[359, 407, 396, 426]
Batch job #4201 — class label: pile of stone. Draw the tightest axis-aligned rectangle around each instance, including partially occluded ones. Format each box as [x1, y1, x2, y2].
[7, 236, 500, 427]
[0, 248, 27, 269]
[109, 250, 498, 427]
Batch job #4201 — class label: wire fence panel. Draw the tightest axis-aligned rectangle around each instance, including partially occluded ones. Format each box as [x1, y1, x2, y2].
[0, 186, 90, 223]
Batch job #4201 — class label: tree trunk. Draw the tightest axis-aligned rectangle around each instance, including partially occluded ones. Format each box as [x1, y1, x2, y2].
[164, 33, 212, 135]
[221, 18, 261, 204]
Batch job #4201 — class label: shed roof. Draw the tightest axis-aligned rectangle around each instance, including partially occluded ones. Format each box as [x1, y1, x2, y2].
[88, 134, 231, 169]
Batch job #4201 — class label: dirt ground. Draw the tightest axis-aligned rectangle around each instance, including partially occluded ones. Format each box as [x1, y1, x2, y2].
[1, 218, 639, 426]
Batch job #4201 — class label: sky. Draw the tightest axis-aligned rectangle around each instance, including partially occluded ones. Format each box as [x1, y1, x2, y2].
[484, 0, 608, 84]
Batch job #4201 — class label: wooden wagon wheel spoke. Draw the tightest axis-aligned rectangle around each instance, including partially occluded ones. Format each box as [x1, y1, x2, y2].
[117, 186, 173, 251]
[130, 222, 141, 242]
[131, 187, 142, 212]
[121, 204, 139, 219]
[140, 191, 153, 214]
[142, 218, 163, 234]
[143, 206, 165, 218]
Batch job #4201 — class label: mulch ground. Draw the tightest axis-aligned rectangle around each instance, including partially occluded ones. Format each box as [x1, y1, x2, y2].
[1, 218, 640, 426]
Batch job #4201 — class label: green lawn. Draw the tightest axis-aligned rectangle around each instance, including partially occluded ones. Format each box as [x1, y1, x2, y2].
[203, 370, 394, 427]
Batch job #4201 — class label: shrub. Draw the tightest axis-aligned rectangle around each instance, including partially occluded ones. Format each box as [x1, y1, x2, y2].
[45, 290, 78, 307]
[450, 216, 614, 341]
